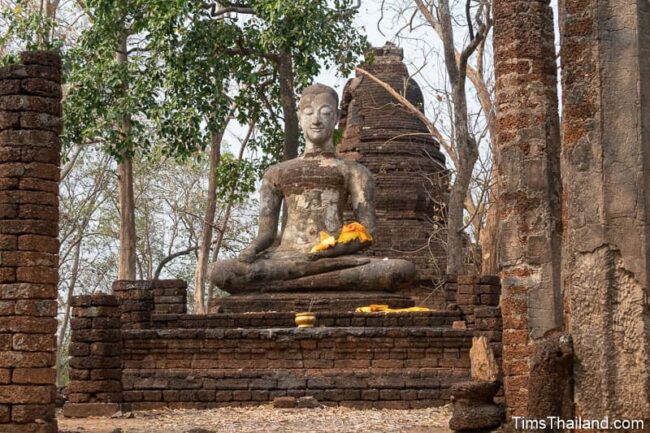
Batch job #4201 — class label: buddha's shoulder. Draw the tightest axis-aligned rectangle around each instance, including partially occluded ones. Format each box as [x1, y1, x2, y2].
[338, 158, 373, 177]
[262, 159, 293, 179]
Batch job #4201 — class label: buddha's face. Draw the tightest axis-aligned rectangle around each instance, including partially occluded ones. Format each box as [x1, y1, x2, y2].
[298, 92, 339, 147]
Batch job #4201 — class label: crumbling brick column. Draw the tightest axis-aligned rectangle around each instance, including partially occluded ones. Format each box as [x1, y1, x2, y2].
[63, 294, 122, 418]
[152, 280, 187, 314]
[113, 281, 154, 329]
[0, 51, 62, 433]
[561, 0, 650, 422]
[113, 280, 187, 327]
[474, 306, 503, 375]
[455, 275, 500, 328]
[492, 0, 564, 424]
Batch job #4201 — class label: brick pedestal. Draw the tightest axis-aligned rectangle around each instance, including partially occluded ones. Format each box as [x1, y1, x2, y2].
[63, 294, 122, 418]
[0, 51, 62, 433]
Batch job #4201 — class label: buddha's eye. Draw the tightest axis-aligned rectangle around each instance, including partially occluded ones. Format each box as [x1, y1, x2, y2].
[320, 107, 333, 116]
[303, 109, 314, 115]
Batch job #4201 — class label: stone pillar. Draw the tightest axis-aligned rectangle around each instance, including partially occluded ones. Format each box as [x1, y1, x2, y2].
[492, 0, 563, 423]
[0, 51, 62, 433]
[561, 0, 650, 421]
[63, 294, 122, 418]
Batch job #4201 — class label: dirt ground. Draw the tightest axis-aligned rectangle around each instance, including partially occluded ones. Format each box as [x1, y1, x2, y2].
[58, 404, 454, 433]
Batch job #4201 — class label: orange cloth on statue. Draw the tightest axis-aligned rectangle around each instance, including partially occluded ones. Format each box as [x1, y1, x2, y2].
[309, 222, 373, 253]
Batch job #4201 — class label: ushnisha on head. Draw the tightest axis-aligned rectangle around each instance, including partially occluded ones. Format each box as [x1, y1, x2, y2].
[298, 83, 340, 154]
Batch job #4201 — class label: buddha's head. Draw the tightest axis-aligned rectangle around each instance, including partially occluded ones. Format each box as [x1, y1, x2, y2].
[298, 84, 339, 150]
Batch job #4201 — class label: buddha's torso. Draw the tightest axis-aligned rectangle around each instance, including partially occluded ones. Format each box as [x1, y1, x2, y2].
[270, 155, 350, 253]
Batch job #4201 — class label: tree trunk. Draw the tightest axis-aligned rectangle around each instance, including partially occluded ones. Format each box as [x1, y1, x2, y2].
[207, 122, 255, 306]
[278, 51, 298, 233]
[278, 51, 299, 160]
[117, 157, 136, 279]
[116, 31, 137, 280]
[194, 129, 223, 313]
[56, 238, 82, 385]
[479, 198, 498, 275]
[480, 159, 499, 274]
[437, 0, 480, 276]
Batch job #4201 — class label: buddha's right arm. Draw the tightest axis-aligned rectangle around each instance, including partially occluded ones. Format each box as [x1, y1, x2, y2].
[238, 176, 282, 262]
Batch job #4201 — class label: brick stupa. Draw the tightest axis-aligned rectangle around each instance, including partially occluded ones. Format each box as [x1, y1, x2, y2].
[338, 43, 449, 302]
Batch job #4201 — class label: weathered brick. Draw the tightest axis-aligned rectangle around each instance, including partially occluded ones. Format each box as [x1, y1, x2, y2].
[0, 234, 17, 250]
[0, 384, 54, 404]
[14, 299, 57, 316]
[12, 368, 56, 384]
[13, 333, 56, 351]
[0, 79, 20, 95]
[19, 111, 62, 132]
[1, 251, 57, 267]
[18, 235, 59, 253]
[0, 316, 57, 333]
[0, 351, 54, 368]
[0, 95, 61, 115]
[67, 380, 121, 394]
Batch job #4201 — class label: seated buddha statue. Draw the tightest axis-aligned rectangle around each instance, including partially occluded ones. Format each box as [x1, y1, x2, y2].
[208, 84, 416, 302]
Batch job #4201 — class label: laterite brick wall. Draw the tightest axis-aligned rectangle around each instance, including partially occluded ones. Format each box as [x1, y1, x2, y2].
[0, 51, 62, 433]
[64, 278, 507, 414]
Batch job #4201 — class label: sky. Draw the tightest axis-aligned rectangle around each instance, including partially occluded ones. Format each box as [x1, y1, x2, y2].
[316, 0, 560, 92]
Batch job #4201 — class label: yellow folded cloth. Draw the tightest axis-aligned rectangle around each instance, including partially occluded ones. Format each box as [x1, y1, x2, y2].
[355, 304, 432, 313]
[337, 222, 373, 244]
[310, 231, 337, 252]
[310, 222, 373, 253]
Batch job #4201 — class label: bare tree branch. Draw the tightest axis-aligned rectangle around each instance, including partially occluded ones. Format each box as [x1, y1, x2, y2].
[154, 246, 199, 280]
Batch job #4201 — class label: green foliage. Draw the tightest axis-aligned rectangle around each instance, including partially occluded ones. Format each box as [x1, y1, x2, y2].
[21, 0, 367, 198]
[62, 0, 187, 160]
[0, 0, 61, 64]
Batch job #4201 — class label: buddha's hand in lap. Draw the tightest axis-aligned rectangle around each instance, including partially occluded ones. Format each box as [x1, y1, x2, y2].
[307, 239, 369, 261]
[238, 246, 258, 264]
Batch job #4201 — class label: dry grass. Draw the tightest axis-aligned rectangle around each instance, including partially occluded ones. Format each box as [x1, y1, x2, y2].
[58, 404, 453, 433]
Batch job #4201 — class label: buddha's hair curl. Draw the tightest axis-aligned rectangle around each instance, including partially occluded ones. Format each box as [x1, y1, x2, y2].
[299, 83, 339, 110]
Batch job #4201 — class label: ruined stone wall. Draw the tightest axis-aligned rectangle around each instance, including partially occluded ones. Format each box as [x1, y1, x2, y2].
[120, 325, 471, 410]
[492, 0, 564, 422]
[0, 51, 61, 433]
[561, 0, 650, 421]
[63, 280, 483, 414]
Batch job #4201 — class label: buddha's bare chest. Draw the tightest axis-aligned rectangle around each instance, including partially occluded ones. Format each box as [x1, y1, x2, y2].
[276, 160, 347, 198]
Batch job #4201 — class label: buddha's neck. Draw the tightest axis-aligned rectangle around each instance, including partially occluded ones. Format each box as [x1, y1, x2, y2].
[303, 141, 336, 158]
